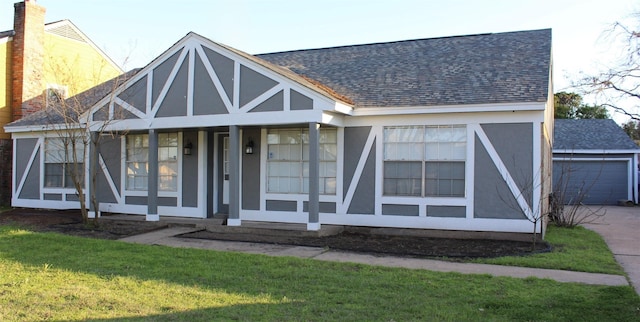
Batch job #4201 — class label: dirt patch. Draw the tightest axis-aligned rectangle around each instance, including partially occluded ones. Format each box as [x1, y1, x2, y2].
[0, 208, 550, 258]
[0, 208, 166, 240]
[181, 229, 550, 259]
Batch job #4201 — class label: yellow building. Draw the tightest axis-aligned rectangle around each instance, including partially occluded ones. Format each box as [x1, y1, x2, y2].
[0, 0, 123, 205]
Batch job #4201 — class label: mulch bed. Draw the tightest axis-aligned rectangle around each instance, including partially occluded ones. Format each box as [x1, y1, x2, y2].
[0, 208, 551, 258]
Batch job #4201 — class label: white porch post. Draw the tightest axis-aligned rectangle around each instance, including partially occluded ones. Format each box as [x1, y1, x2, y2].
[308, 122, 320, 231]
[147, 129, 159, 221]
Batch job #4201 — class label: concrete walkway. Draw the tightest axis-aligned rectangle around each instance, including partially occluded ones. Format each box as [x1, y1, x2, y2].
[583, 206, 640, 294]
[119, 218, 632, 289]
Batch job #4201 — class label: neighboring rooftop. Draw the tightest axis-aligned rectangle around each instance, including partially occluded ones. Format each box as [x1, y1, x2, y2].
[554, 119, 640, 151]
[258, 29, 552, 107]
[7, 69, 140, 128]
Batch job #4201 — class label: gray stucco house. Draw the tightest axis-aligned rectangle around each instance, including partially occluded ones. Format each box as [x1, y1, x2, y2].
[553, 119, 640, 205]
[5, 29, 554, 237]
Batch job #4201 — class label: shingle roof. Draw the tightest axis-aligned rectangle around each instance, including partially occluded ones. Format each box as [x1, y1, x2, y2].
[6, 69, 140, 128]
[554, 119, 640, 151]
[258, 29, 551, 107]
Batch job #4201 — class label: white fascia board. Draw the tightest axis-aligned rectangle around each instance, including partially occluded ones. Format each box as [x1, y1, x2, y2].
[99, 109, 328, 132]
[333, 102, 354, 115]
[352, 102, 545, 117]
[5, 123, 85, 134]
[343, 110, 544, 127]
[553, 149, 640, 154]
[0, 36, 10, 44]
[322, 111, 345, 127]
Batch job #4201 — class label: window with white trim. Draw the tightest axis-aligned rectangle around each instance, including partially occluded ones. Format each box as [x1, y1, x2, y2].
[266, 128, 337, 194]
[44, 137, 84, 188]
[126, 133, 178, 191]
[383, 125, 466, 197]
[45, 84, 68, 108]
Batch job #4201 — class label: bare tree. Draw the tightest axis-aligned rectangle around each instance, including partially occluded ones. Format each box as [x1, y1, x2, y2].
[496, 163, 551, 251]
[578, 12, 640, 120]
[43, 70, 136, 226]
[549, 157, 606, 227]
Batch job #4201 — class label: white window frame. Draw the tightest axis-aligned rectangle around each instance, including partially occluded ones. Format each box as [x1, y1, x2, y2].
[125, 132, 179, 192]
[45, 84, 68, 108]
[266, 127, 337, 195]
[383, 125, 466, 197]
[43, 137, 85, 190]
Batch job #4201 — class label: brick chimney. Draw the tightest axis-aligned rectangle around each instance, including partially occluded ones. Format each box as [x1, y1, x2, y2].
[11, 0, 46, 121]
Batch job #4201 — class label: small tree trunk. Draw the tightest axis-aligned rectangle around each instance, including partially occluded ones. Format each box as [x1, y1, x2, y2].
[76, 184, 88, 225]
[532, 221, 537, 252]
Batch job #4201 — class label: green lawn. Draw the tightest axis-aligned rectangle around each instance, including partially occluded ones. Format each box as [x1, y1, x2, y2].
[0, 226, 638, 321]
[472, 225, 625, 275]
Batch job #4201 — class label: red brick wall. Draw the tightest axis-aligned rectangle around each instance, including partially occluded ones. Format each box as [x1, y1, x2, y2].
[11, 0, 46, 121]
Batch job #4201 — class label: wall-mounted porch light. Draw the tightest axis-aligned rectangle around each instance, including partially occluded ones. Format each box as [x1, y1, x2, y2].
[183, 141, 193, 155]
[245, 138, 254, 154]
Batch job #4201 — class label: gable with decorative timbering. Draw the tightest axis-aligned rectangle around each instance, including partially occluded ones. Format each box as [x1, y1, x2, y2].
[86, 32, 352, 130]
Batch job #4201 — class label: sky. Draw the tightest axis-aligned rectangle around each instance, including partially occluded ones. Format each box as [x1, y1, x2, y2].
[1, 0, 638, 122]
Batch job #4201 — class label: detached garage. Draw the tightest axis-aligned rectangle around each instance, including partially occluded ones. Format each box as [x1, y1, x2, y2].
[553, 119, 640, 205]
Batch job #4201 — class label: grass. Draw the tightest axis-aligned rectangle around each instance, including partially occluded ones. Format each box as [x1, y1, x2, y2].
[0, 226, 639, 321]
[472, 224, 625, 275]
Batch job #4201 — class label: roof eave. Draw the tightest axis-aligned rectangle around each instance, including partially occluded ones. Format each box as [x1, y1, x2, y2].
[553, 149, 640, 154]
[351, 101, 546, 116]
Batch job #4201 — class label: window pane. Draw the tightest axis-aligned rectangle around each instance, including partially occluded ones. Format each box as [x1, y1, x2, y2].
[452, 142, 466, 160]
[452, 179, 465, 196]
[452, 162, 465, 179]
[451, 126, 466, 142]
[267, 176, 279, 192]
[320, 129, 337, 143]
[384, 161, 421, 196]
[64, 162, 84, 188]
[159, 175, 177, 191]
[294, 144, 303, 160]
[135, 176, 147, 190]
[425, 161, 465, 197]
[44, 164, 63, 187]
[321, 143, 337, 161]
[438, 143, 453, 160]
[267, 145, 278, 160]
[290, 177, 301, 193]
[384, 143, 397, 160]
[324, 177, 336, 194]
[425, 179, 437, 196]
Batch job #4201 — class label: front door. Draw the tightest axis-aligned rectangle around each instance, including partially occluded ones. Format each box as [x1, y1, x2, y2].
[217, 134, 230, 214]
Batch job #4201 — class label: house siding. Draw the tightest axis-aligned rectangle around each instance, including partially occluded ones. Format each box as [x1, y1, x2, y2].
[18, 148, 39, 199]
[242, 128, 261, 210]
[347, 138, 376, 215]
[182, 131, 199, 207]
[474, 135, 526, 219]
[156, 57, 189, 117]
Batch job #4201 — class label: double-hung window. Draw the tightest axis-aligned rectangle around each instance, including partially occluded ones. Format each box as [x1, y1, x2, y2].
[266, 128, 337, 194]
[44, 137, 84, 188]
[383, 125, 466, 197]
[126, 133, 178, 191]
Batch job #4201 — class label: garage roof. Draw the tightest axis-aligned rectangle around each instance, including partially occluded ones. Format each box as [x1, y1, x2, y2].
[554, 119, 640, 151]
